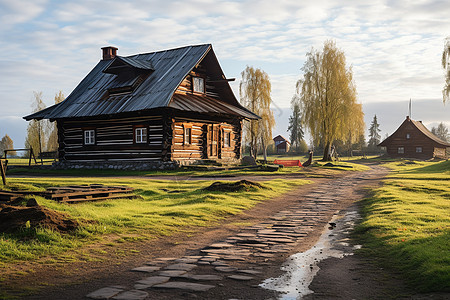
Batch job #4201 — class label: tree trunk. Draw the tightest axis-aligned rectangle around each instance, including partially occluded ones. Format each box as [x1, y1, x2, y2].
[322, 142, 331, 161]
[261, 136, 267, 164]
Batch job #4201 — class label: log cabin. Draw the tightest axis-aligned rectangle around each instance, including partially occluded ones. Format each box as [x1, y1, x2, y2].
[273, 135, 290, 154]
[24, 44, 260, 169]
[378, 116, 450, 159]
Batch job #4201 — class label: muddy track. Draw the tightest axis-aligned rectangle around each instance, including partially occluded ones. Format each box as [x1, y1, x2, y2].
[8, 164, 390, 299]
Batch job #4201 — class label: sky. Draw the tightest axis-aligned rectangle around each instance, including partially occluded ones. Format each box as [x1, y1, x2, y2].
[1, 0, 449, 148]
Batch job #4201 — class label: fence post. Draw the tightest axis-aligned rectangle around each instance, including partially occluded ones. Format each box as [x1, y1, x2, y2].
[1, 160, 6, 185]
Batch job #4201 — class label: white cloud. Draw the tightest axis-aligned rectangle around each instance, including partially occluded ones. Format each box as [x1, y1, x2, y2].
[1, 0, 449, 148]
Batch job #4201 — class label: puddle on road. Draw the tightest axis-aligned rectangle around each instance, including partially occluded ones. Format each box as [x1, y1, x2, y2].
[260, 210, 361, 299]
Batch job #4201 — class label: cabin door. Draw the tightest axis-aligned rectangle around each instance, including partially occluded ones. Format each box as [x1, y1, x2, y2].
[207, 124, 219, 158]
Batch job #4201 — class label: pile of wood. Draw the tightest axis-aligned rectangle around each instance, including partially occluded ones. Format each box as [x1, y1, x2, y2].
[0, 184, 141, 204]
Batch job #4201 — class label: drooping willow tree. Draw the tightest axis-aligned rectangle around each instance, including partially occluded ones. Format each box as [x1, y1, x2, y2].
[295, 40, 365, 161]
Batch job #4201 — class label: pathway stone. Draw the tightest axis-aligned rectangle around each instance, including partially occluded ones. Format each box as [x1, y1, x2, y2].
[227, 275, 254, 281]
[131, 266, 160, 273]
[238, 269, 262, 275]
[135, 276, 169, 287]
[182, 274, 223, 281]
[86, 287, 124, 299]
[112, 290, 148, 300]
[215, 266, 237, 272]
[165, 263, 197, 271]
[153, 282, 215, 292]
[158, 270, 187, 277]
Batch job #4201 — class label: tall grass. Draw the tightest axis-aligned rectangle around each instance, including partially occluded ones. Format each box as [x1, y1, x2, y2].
[356, 160, 450, 292]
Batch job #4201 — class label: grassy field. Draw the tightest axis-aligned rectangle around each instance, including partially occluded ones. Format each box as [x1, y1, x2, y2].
[356, 159, 450, 292]
[0, 177, 311, 267]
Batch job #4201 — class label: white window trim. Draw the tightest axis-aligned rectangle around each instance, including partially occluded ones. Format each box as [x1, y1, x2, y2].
[223, 130, 231, 148]
[184, 127, 192, 145]
[135, 127, 148, 144]
[193, 77, 205, 93]
[84, 130, 95, 145]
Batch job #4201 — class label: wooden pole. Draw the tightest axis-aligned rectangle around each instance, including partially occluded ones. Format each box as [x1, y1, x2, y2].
[1, 160, 6, 185]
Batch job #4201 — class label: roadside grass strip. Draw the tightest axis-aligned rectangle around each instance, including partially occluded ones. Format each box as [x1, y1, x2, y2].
[356, 160, 450, 292]
[0, 177, 310, 265]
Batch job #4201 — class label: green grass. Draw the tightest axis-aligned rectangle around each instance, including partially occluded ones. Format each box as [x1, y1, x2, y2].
[356, 159, 450, 292]
[6, 158, 368, 179]
[0, 177, 311, 265]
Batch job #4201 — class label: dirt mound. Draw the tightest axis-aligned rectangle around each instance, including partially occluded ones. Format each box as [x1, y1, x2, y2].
[0, 201, 79, 233]
[202, 180, 264, 192]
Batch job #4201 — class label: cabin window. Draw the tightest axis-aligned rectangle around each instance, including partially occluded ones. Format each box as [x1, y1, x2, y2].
[223, 130, 231, 148]
[398, 147, 404, 154]
[416, 147, 422, 153]
[406, 133, 411, 139]
[84, 130, 95, 145]
[193, 77, 205, 93]
[184, 127, 192, 145]
[135, 127, 148, 144]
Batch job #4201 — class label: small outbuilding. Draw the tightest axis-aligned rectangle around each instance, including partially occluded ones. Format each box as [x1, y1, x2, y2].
[24, 44, 259, 169]
[378, 116, 450, 159]
[273, 135, 290, 154]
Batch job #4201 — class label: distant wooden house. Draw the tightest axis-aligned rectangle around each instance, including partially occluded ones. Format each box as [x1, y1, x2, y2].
[378, 116, 450, 159]
[273, 135, 290, 154]
[24, 44, 259, 169]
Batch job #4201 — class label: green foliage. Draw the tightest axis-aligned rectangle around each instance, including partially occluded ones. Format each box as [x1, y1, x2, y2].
[368, 114, 381, 148]
[356, 160, 450, 292]
[296, 40, 365, 161]
[287, 102, 304, 151]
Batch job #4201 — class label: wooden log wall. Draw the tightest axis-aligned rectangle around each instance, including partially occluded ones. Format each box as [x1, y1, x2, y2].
[171, 117, 242, 161]
[58, 115, 164, 162]
[175, 66, 220, 99]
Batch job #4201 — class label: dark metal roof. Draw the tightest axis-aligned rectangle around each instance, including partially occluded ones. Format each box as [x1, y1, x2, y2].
[24, 44, 258, 121]
[170, 94, 260, 120]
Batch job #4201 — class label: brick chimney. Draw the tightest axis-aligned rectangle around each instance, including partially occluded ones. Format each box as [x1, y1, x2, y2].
[101, 46, 118, 60]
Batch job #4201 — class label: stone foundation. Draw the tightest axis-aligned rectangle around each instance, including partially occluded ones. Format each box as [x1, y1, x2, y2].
[52, 158, 240, 170]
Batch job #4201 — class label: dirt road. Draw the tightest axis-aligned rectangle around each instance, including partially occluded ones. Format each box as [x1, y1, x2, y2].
[7, 163, 426, 299]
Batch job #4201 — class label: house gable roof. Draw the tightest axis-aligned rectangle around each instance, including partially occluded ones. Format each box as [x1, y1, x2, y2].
[24, 44, 259, 121]
[273, 135, 289, 142]
[378, 116, 450, 147]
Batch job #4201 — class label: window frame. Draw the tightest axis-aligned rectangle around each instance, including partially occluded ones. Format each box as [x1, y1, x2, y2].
[183, 124, 193, 145]
[134, 126, 148, 144]
[416, 146, 423, 153]
[83, 129, 96, 145]
[406, 133, 411, 139]
[398, 147, 405, 154]
[192, 76, 205, 94]
[222, 129, 231, 148]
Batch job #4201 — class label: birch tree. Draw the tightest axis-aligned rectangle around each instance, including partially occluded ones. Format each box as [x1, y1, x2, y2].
[296, 40, 364, 161]
[240, 66, 275, 160]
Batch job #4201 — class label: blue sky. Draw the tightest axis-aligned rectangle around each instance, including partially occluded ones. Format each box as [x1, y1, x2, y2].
[1, 0, 449, 147]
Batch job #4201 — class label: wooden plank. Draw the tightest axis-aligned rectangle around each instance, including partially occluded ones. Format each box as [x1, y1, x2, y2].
[60, 194, 142, 203]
